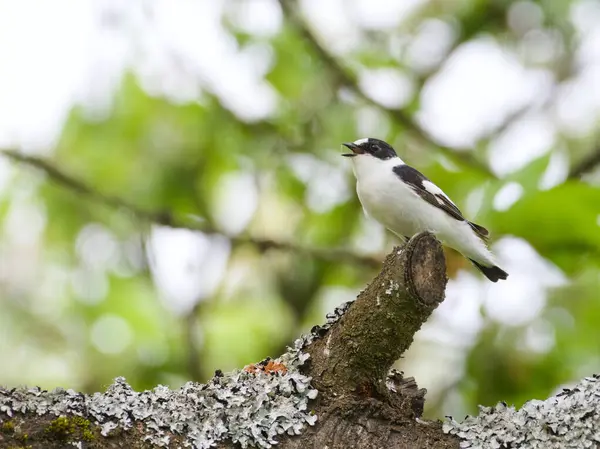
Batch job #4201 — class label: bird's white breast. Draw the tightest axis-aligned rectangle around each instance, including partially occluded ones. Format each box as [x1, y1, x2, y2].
[353, 156, 423, 238]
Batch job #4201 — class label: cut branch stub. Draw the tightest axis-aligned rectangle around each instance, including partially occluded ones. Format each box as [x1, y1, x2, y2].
[305, 232, 447, 396]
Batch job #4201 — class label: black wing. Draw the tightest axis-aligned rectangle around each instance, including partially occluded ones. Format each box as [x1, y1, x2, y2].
[392, 165, 489, 240]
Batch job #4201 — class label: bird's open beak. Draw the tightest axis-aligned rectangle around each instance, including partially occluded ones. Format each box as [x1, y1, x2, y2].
[341, 142, 362, 157]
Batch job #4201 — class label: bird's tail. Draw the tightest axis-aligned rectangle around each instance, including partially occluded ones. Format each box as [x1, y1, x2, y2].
[469, 259, 508, 282]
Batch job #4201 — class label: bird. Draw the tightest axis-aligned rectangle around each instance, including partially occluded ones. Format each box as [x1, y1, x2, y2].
[341, 137, 508, 282]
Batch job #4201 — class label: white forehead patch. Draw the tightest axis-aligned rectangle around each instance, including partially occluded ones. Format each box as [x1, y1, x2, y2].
[353, 137, 369, 145]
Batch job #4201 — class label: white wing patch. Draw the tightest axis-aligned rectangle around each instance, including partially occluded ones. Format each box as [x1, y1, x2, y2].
[353, 137, 369, 146]
[422, 180, 457, 206]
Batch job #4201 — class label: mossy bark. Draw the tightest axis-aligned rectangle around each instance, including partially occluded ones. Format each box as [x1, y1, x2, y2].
[305, 232, 446, 397]
[0, 414, 170, 449]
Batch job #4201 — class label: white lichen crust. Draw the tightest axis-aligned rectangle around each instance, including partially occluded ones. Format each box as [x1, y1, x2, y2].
[444, 374, 600, 448]
[0, 302, 355, 449]
[0, 358, 315, 449]
[304, 299, 353, 346]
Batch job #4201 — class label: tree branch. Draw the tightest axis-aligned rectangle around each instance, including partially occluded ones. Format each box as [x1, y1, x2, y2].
[569, 146, 600, 179]
[279, 0, 495, 179]
[0, 149, 381, 269]
[184, 302, 203, 382]
[305, 233, 447, 397]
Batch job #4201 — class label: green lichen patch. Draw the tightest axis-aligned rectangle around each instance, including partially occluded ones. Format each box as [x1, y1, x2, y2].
[43, 415, 97, 444]
[71, 416, 95, 441]
[1, 419, 15, 433]
[44, 416, 75, 439]
[0, 417, 35, 448]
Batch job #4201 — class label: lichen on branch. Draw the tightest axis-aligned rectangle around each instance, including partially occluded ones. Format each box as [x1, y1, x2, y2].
[444, 374, 600, 448]
[0, 343, 318, 449]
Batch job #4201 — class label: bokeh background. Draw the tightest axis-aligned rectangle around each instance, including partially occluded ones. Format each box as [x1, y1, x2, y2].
[1, 0, 600, 420]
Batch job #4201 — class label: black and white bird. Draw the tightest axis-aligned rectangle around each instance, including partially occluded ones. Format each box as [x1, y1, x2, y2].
[342, 137, 508, 282]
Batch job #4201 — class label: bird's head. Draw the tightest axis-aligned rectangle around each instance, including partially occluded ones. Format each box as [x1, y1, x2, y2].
[341, 138, 397, 161]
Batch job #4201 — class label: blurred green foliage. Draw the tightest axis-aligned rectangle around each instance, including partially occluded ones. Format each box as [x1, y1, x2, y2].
[1, 0, 600, 422]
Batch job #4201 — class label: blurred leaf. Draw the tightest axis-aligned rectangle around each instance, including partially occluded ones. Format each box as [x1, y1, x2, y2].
[491, 183, 600, 272]
[464, 323, 569, 411]
[202, 297, 295, 374]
